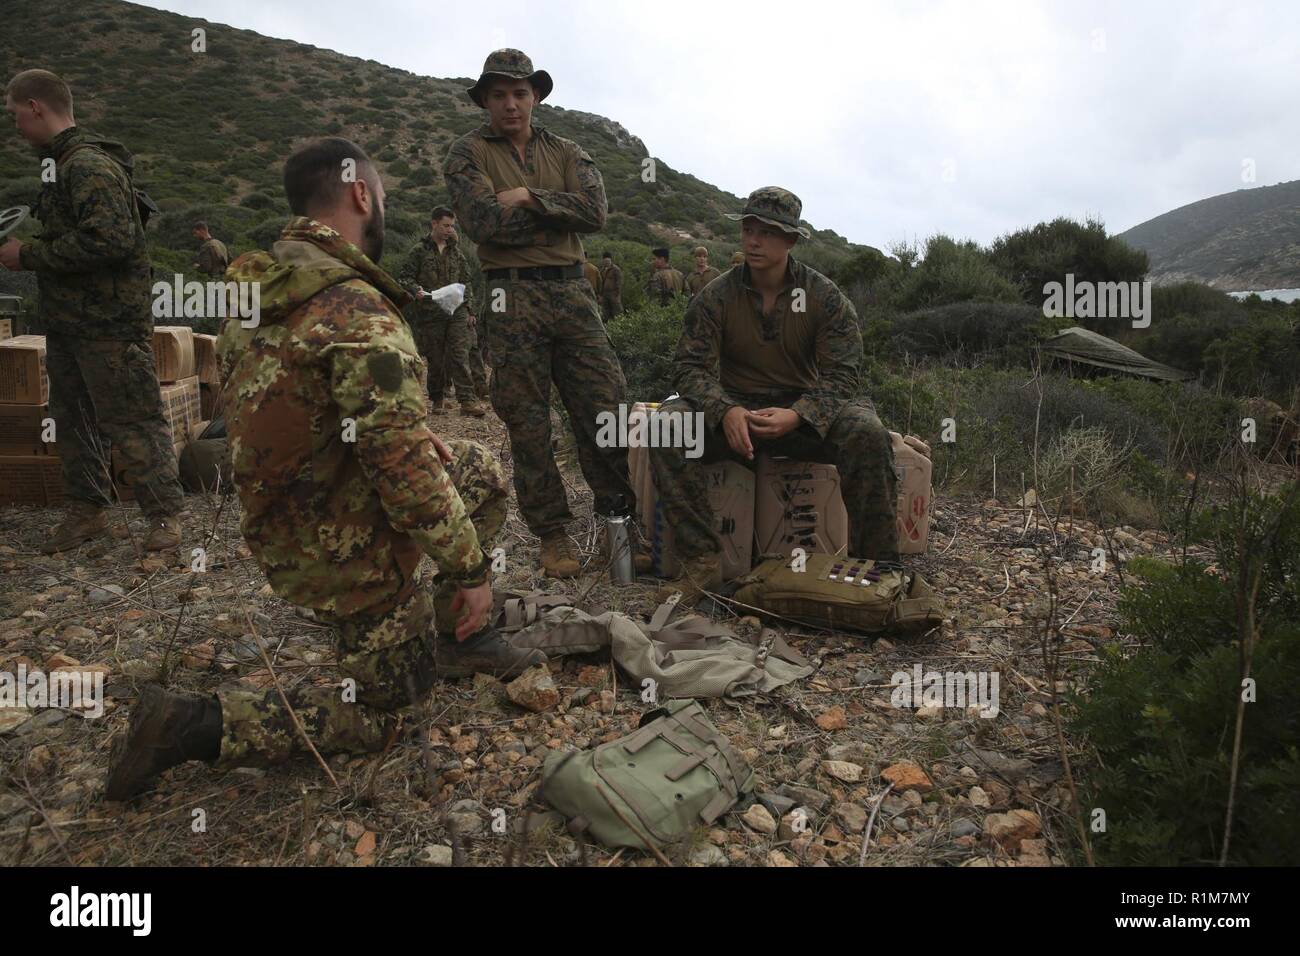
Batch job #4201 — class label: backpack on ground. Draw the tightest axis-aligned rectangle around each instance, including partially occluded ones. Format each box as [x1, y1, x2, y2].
[542, 698, 753, 852]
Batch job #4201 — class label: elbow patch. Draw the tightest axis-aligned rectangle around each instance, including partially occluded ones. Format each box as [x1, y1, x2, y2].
[367, 351, 406, 393]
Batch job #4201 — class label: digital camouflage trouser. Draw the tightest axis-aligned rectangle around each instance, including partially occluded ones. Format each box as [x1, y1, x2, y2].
[215, 439, 507, 767]
[600, 295, 622, 324]
[412, 308, 475, 404]
[467, 320, 489, 401]
[483, 276, 637, 536]
[45, 333, 184, 517]
[649, 395, 900, 562]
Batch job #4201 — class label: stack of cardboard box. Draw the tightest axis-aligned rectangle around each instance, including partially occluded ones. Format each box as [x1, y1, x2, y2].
[0, 334, 60, 505]
[629, 402, 934, 582]
[192, 332, 223, 420]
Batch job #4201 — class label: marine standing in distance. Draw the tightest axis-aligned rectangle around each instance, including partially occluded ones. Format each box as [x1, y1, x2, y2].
[685, 244, 721, 302]
[396, 206, 486, 417]
[646, 246, 685, 305]
[191, 220, 230, 277]
[599, 250, 623, 321]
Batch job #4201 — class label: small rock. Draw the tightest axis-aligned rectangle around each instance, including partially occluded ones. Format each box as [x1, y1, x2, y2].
[415, 844, 454, 866]
[815, 706, 847, 731]
[1018, 837, 1052, 866]
[343, 820, 365, 840]
[915, 705, 943, 720]
[985, 809, 1042, 852]
[688, 844, 728, 867]
[355, 830, 377, 857]
[0, 708, 33, 733]
[767, 850, 798, 867]
[756, 792, 796, 818]
[60, 625, 95, 642]
[87, 585, 125, 605]
[775, 784, 832, 813]
[833, 802, 868, 833]
[821, 760, 863, 783]
[969, 786, 990, 808]
[950, 817, 980, 838]
[826, 742, 869, 763]
[881, 760, 933, 793]
[741, 803, 777, 834]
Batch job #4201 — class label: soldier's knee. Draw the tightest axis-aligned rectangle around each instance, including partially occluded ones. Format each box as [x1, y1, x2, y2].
[833, 405, 891, 457]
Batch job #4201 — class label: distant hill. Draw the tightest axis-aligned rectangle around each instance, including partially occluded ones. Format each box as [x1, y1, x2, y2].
[1118, 179, 1300, 291]
[0, 0, 859, 282]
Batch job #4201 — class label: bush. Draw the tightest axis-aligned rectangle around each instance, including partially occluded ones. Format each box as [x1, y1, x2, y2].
[1072, 487, 1300, 865]
[607, 301, 687, 402]
[989, 216, 1149, 305]
[887, 235, 1023, 312]
[891, 301, 1058, 365]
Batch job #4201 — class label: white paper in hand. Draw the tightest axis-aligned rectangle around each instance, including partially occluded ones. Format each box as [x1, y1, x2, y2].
[420, 282, 466, 314]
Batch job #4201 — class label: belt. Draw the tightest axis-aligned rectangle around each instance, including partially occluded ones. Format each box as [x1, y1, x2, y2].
[484, 263, 585, 281]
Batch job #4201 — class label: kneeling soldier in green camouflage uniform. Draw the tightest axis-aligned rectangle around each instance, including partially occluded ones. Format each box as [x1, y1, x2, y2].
[650, 187, 899, 603]
[105, 138, 542, 800]
[1, 70, 183, 552]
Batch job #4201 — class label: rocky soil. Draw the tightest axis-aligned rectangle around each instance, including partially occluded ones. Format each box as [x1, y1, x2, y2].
[0, 409, 1185, 867]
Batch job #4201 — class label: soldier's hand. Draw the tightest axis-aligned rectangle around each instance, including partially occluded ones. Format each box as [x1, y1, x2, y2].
[430, 434, 455, 464]
[467, 314, 476, 327]
[748, 407, 800, 439]
[495, 187, 538, 210]
[451, 581, 493, 641]
[0, 239, 24, 271]
[722, 406, 755, 460]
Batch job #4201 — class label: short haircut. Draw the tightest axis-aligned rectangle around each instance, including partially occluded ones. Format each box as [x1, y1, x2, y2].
[283, 137, 375, 217]
[602, 251, 612, 260]
[693, 246, 708, 257]
[652, 247, 669, 259]
[5, 69, 73, 115]
[430, 205, 454, 222]
[192, 221, 208, 232]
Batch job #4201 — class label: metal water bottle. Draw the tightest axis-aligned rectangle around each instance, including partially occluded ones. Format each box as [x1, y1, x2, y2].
[606, 495, 635, 584]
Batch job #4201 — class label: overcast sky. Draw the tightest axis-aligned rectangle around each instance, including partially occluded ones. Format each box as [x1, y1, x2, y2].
[136, 0, 1300, 251]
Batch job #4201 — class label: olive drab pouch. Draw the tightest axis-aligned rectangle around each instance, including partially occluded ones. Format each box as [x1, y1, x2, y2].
[731, 553, 945, 636]
[541, 698, 754, 852]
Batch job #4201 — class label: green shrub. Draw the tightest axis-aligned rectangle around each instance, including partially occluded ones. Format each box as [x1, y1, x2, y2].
[1072, 487, 1300, 865]
[989, 216, 1149, 306]
[607, 301, 687, 402]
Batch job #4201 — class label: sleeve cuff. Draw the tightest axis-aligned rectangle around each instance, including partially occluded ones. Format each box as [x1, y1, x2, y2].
[791, 398, 829, 438]
[446, 549, 491, 588]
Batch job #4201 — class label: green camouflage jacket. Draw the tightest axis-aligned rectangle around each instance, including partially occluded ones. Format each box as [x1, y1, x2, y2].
[673, 259, 863, 438]
[19, 126, 153, 340]
[217, 218, 490, 619]
[195, 237, 230, 277]
[396, 233, 477, 319]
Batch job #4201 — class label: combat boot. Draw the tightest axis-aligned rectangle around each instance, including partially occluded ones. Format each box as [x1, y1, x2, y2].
[143, 514, 182, 551]
[653, 552, 723, 606]
[435, 628, 547, 680]
[41, 501, 109, 554]
[540, 532, 581, 579]
[459, 399, 487, 418]
[104, 684, 222, 801]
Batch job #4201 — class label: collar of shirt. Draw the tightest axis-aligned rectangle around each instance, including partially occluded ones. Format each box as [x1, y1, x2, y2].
[739, 257, 800, 295]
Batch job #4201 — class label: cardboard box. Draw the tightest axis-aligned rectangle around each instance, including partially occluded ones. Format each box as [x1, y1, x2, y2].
[160, 376, 201, 446]
[0, 403, 57, 456]
[0, 454, 64, 506]
[0, 335, 48, 404]
[189, 419, 212, 442]
[754, 457, 849, 558]
[892, 432, 933, 555]
[0, 318, 12, 340]
[152, 326, 196, 382]
[192, 333, 219, 385]
[199, 382, 224, 421]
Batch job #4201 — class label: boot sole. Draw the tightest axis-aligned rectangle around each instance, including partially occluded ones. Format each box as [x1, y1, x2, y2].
[104, 684, 167, 801]
[40, 527, 109, 554]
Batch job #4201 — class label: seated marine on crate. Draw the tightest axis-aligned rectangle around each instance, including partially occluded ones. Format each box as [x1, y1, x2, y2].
[649, 187, 900, 604]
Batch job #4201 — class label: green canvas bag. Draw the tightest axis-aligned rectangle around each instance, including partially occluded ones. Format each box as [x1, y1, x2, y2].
[541, 698, 754, 852]
[731, 554, 945, 635]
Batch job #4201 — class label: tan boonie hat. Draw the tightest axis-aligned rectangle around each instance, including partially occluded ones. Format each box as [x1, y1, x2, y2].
[466, 49, 553, 108]
[725, 186, 811, 239]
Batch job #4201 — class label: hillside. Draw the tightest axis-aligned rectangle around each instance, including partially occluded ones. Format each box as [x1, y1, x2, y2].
[0, 0, 858, 282]
[1118, 179, 1300, 291]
